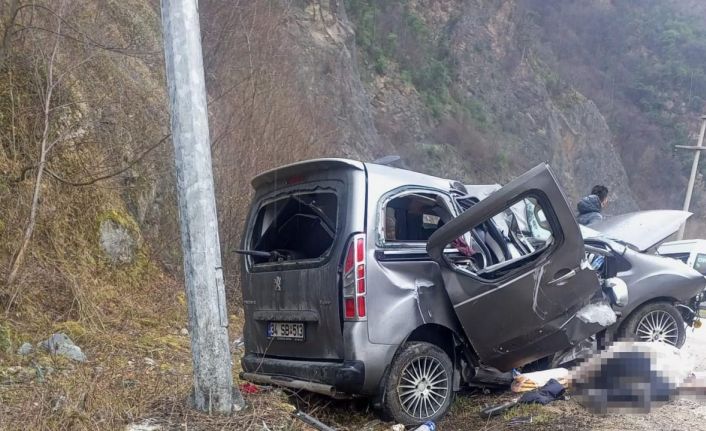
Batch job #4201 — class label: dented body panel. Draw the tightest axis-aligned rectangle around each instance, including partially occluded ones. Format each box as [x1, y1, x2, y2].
[590, 210, 692, 252]
[239, 158, 704, 403]
[428, 164, 605, 371]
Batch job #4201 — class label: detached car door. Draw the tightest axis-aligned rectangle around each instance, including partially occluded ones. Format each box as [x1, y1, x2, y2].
[427, 164, 603, 371]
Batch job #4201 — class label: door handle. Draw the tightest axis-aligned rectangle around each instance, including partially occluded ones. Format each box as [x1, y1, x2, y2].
[548, 269, 577, 285]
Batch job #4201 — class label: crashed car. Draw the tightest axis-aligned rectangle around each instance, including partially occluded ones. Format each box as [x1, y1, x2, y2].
[237, 159, 705, 425]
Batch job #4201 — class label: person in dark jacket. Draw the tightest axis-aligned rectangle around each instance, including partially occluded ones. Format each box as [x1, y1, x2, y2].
[577, 185, 609, 226]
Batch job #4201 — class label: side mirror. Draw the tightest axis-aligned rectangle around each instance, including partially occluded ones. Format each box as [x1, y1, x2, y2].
[605, 277, 628, 307]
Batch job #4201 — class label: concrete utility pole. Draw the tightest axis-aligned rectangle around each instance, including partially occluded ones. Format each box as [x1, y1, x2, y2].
[677, 114, 706, 240]
[159, 0, 241, 413]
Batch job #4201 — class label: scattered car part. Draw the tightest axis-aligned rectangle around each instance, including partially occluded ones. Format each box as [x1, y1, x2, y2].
[293, 411, 336, 431]
[479, 397, 520, 418]
[506, 415, 533, 426]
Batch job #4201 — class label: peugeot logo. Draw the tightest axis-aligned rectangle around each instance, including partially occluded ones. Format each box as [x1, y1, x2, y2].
[274, 275, 282, 291]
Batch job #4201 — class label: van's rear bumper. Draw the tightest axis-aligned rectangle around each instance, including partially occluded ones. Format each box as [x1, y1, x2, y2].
[240, 354, 365, 396]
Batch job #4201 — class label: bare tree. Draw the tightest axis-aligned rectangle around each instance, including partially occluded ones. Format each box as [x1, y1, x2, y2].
[1, 0, 172, 311]
[4, 1, 64, 297]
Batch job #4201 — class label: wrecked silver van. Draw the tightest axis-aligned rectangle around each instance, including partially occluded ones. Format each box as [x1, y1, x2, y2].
[238, 159, 704, 425]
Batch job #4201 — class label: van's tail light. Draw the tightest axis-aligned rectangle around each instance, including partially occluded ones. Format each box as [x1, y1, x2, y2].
[342, 234, 366, 320]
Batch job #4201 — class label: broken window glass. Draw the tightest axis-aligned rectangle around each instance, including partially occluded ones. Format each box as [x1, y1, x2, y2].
[383, 193, 450, 243]
[249, 192, 338, 264]
[453, 196, 555, 278]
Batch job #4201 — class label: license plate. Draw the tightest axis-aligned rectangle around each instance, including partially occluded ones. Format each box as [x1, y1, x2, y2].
[267, 322, 304, 341]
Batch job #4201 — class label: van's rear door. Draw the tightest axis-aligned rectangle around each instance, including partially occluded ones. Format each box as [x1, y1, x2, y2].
[241, 159, 366, 360]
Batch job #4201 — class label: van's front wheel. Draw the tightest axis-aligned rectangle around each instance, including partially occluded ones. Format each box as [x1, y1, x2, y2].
[383, 341, 454, 426]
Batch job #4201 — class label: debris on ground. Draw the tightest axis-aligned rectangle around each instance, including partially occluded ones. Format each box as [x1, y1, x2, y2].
[518, 379, 566, 405]
[571, 341, 693, 413]
[240, 382, 260, 394]
[506, 415, 533, 426]
[479, 398, 520, 418]
[125, 419, 162, 431]
[16, 342, 33, 356]
[511, 368, 569, 393]
[411, 421, 435, 431]
[390, 424, 405, 431]
[481, 378, 568, 418]
[233, 337, 244, 349]
[293, 410, 337, 431]
[39, 333, 87, 362]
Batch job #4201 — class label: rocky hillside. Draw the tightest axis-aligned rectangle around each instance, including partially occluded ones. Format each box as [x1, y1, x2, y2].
[336, 0, 706, 218]
[209, 0, 705, 221]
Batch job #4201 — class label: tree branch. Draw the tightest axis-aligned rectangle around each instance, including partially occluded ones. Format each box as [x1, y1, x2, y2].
[46, 134, 170, 187]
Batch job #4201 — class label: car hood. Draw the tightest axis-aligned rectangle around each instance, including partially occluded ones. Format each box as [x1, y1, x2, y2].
[587, 210, 692, 252]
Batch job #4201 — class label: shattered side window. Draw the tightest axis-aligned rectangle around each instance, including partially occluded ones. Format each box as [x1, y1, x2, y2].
[383, 193, 451, 243]
[453, 196, 555, 277]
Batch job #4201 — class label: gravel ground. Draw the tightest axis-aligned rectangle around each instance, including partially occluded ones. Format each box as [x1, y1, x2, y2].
[582, 327, 706, 431]
[468, 328, 706, 431]
[247, 328, 706, 430]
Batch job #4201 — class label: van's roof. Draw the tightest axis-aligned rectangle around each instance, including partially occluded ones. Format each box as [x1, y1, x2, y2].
[657, 239, 706, 254]
[251, 158, 456, 191]
[251, 158, 365, 188]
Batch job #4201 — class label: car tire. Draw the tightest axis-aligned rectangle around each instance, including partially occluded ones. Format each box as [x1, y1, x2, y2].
[622, 302, 686, 348]
[382, 341, 454, 426]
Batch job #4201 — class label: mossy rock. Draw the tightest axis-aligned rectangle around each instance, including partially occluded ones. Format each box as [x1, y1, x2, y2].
[97, 210, 141, 265]
[52, 321, 87, 342]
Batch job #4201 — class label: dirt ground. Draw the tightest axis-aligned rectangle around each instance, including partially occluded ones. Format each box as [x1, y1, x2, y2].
[271, 327, 706, 431]
[441, 327, 706, 431]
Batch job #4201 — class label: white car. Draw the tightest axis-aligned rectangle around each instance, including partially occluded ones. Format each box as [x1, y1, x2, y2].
[658, 239, 706, 309]
[657, 239, 706, 277]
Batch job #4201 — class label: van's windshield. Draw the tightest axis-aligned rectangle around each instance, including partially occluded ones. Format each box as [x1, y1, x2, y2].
[249, 192, 338, 264]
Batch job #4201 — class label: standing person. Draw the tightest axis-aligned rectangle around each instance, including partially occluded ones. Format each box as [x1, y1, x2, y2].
[576, 185, 609, 226]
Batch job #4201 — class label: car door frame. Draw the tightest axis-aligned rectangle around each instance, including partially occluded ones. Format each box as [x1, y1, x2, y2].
[365, 186, 466, 346]
[427, 163, 605, 370]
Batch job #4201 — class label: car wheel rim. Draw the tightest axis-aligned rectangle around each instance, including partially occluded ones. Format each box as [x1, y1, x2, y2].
[636, 310, 680, 346]
[398, 355, 449, 419]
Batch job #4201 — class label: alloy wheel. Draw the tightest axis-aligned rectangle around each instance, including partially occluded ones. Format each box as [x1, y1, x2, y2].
[398, 355, 449, 419]
[636, 310, 680, 346]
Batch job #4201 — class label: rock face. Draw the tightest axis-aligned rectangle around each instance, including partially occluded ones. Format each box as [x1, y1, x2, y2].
[99, 219, 137, 265]
[342, 0, 639, 213]
[219, 1, 640, 216]
[40, 333, 87, 362]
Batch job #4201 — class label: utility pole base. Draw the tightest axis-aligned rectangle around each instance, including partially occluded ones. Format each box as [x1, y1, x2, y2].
[189, 386, 246, 414]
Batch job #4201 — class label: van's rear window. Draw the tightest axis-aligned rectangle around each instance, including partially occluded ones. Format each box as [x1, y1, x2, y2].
[249, 192, 338, 264]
